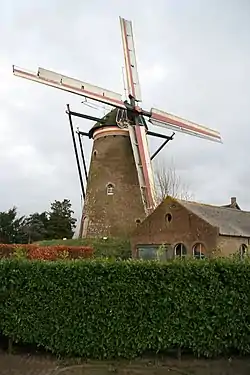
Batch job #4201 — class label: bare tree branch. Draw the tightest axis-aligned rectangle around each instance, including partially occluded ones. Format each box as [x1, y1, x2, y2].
[153, 158, 194, 204]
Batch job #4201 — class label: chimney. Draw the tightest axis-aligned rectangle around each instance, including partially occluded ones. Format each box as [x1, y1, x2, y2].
[231, 197, 237, 205]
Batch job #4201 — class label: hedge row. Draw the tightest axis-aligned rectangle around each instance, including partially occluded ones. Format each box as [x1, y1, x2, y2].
[1, 258, 250, 358]
[0, 244, 93, 260]
[38, 237, 131, 259]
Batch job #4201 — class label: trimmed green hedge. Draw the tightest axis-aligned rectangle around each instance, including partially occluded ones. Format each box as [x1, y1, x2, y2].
[1, 258, 250, 358]
[38, 237, 131, 259]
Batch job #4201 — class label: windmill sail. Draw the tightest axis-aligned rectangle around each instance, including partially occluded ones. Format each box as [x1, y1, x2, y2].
[150, 108, 222, 143]
[120, 17, 156, 212]
[120, 17, 142, 102]
[13, 66, 126, 109]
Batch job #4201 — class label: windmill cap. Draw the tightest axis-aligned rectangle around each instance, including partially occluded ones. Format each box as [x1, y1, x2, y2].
[88, 108, 148, 138]
[88, 108, 119, 138]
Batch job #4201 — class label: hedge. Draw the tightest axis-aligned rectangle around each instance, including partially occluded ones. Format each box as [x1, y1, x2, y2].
[38, 237, 131, 259]
[0, 244, 93, 260]
[1, 258, 250, 358]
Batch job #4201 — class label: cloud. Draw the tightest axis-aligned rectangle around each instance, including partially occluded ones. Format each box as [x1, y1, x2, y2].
[1, 0, 250, 224]
[140, 64, 167, 86]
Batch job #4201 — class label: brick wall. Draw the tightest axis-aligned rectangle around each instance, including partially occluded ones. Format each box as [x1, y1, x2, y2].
[217, 235, 250, 257]
[83, 127, 146, 238]
[131, 197, 218, 257]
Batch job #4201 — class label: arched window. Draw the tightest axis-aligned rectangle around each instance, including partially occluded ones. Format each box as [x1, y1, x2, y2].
[193, 243, 206, 259]
[135, 218, 141, 227]
[174, 243, 187, 258]
[239, 244, 248, 259]
[106, 183, 114, 196]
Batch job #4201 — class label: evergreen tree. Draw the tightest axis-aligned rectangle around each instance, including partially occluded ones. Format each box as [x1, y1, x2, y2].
[21, 212, 49, 243]
[0, 207, 26, 244]
[46, 199, 77, 239]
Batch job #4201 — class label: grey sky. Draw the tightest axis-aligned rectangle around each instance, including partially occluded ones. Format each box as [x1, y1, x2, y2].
[1, 0, 250, 222]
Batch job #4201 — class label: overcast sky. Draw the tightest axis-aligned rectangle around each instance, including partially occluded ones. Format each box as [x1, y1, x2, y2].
[1, 0, 250, 223]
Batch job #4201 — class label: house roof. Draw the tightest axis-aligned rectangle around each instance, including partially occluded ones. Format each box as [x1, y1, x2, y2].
[177, 199, 250, 237]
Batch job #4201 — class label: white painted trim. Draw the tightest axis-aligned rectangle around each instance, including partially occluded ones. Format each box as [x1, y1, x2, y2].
[93, 126, 129, 140]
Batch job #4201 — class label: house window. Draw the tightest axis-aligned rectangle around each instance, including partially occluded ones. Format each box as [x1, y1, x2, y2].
[137, 244, 172, 261]
[174, 243, 187, 258]
[165, 213, 172, 225]
[137, 245, 158, 260]
[193, 243, 206, 259]
[239, 244, 248, 259]
[106, 183, 114, 195]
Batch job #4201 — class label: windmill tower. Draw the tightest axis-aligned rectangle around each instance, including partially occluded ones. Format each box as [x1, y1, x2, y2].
[81, 109, 147, 238]
[13, 17, 222, 239]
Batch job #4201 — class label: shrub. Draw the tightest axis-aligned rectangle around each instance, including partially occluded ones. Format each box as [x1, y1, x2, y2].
[0, 244, 14, 258]
[0, 244, 93, 260]
[38, 237, 131, 259]
[1, 258, 250, 358]
[13, 246, 27, 260]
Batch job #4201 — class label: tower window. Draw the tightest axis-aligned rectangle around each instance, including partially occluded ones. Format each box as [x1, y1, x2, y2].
[106, 183, 114, 196]
[135, 218, 141, 227]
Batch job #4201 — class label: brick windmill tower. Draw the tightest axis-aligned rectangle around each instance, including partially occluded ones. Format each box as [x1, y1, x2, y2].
[13, 17, 222, 238]
[81, 108, 148, 238]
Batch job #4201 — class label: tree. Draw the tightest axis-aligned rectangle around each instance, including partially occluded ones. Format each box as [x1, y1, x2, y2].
[0, 207, 26, 244]
[46, 199, 77, 240]
[153, 158, 193, 204]
[0, 199, 77, 244]
[21, 212, 49, 243]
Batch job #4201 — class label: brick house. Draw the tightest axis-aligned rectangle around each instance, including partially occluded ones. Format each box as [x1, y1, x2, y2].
[130, 196, 250, 260]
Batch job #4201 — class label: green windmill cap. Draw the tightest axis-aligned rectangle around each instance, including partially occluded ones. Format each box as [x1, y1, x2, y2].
[88, 108, 119, 138]
[88, 108, 148, 138]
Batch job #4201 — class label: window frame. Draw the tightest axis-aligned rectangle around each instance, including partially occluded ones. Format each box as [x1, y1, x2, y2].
[106, 183, 115, 196]
[174, 243, 187, 258]
[192, 242, 206, 259]
[239, 244, 248, 259]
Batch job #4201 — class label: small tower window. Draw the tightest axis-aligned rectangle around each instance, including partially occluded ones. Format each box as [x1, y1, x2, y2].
[106, 183, 114, 196]
[135, 218, 141, 227]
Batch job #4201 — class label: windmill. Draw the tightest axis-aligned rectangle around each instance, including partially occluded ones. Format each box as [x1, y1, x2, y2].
[13, 17, 222, 238]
